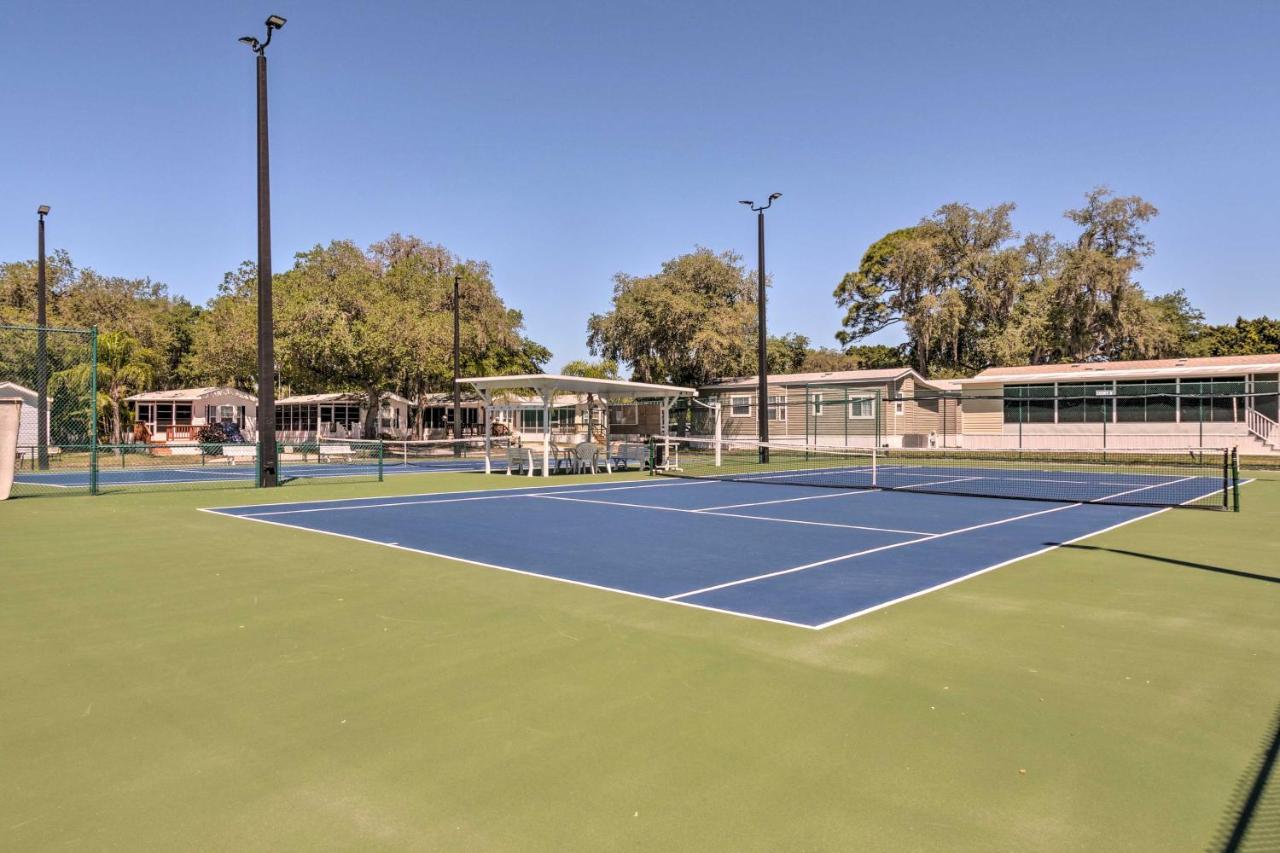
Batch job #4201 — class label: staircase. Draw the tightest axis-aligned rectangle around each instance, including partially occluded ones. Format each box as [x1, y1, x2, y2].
[1246, 409, 1280, 453]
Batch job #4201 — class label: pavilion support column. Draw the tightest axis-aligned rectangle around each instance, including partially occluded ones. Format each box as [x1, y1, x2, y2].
[602, 397, 612, 473]
[541, 389, 554, 478]
[479, 389, 493, 474]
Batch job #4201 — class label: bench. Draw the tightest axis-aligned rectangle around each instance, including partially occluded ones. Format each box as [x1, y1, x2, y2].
[611, 442, 650, 471]
[222, 445, 257, 465]
[318, 444, 355, 463]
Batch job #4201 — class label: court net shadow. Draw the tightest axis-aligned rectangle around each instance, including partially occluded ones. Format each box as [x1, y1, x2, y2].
[1208, 704, 1280, 852]
[1055, 544, 1280, 586]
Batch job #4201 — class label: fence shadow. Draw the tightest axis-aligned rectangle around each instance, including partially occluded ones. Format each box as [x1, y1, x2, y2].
[1208, 704, 1280, 852]
[1055, 544, 1280, 586]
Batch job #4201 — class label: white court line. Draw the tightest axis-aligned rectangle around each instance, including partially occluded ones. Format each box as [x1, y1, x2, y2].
[1095, 475, 1196, 503]
[195, 507, 817, 631]
[529, 493, 934, 536]
[809, 508, 1167, 629]
[201, 472, 670, 511]
[232, 478, 714, 517]
[692, 489, 875, 512]
[666, 502, 1080, 601]
[892, 476, 982, 490]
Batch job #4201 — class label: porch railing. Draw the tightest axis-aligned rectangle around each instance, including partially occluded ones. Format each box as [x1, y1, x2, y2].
[1246, 408, 1278, 447]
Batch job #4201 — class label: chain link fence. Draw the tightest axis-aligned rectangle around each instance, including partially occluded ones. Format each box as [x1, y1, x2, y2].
[0, 324, 98, 498]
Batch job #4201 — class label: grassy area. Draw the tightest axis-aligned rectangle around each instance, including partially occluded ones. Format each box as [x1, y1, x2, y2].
[2, 469, 1277, 851]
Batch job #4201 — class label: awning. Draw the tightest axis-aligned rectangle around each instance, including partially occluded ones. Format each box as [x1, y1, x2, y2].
[458, 374, 695, 477]
[459, 374, 696, 400]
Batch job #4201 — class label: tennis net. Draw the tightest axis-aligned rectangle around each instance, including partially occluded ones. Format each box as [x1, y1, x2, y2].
[652, 438, 1240, 510]
[318, 436, 509, 469]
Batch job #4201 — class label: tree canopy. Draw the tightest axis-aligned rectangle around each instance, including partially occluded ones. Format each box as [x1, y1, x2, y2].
[586, 247, 759, 387]
[833, 187, 1214, 375]
[2, 235, 549, 438]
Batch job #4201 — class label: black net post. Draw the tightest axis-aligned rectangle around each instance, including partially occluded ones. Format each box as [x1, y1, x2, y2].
[1231, 448, 1240, 512]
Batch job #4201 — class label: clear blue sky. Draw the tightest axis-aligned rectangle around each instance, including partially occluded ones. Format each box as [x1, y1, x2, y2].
[3, 0, 1276, 367]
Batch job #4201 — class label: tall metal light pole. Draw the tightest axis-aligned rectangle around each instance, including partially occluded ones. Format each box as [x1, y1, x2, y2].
[453, 272, 463, 452]
[239, 15, 286, 487]
[739, 193, 781, 463]
[36, 205, 51, 470]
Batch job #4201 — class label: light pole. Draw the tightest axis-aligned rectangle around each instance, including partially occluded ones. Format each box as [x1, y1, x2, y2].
[239, 14, 286, 487]
[453, 272, 463, 452]
[739, 193, 781, 463]
[36, 205, 50, 470]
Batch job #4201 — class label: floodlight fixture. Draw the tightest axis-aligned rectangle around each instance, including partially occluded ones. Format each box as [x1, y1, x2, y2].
[265, 15, 286, 29]
[37, 205, 50, 216]
[768, 192, 782, 201]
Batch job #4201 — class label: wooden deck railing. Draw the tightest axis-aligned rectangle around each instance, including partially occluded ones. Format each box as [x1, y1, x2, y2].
[1246, 408, 1277, 447]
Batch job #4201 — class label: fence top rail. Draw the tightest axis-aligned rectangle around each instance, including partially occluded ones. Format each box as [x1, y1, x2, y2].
[0, 323, 96, 334]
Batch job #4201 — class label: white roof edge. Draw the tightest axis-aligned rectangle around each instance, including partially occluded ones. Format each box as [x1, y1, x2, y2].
[703, 368, 958, 391]
[459, 374, 697, 398]
[125, 387, 256, 402]
[957, 362, 1280, 384]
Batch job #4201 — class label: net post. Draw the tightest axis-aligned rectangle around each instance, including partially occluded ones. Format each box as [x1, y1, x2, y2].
[1231, 447, 1240, 512]
[647, 435, 656, 475]
[378, 439, 384, 482]
[1221, 448, 1229, 510]
[871, 444, 877, 487]
[89, 326, 99, 496]
[713, 401, 722, 467]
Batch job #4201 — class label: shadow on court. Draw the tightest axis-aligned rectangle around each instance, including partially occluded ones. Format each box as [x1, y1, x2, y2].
[1209, 704, 1280, 852]
[1056, 544, 1280, 586]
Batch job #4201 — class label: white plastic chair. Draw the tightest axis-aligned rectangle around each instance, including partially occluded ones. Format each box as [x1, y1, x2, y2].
[573, 442, 599, 474]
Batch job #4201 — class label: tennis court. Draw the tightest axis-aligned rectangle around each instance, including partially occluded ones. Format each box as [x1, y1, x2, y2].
[203, 462, 1229, 628]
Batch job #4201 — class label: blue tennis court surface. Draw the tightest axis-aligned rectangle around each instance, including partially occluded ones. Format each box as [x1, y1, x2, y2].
[15, 456, 498, 488]
[202, 476, 1191, 629]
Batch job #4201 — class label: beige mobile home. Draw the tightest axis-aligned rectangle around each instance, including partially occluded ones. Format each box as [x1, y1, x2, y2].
[698, 368, 960, 448]
[126, 387, 258, 443]
[956, 354, 1280, 452]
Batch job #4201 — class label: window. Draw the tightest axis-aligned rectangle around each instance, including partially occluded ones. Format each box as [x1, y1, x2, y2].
[811, 394, 823, 417]
[1056, 383, 1111, 423]
[519, 407, 576, 430]
[137, 403, 153, 424]
[610, 404, 638, 426]
[1003, 384, 1056, 424]
[849, 396, 875, 419]
[1255, 373, 1279, 421]
[768, 395, 786, 422]
[894, 400, 905, 416]
[729, 395, 750, 417]
[1180, 376, 1245, 423]
[174, 404, 193, 425]
[218, 404, 236, 422]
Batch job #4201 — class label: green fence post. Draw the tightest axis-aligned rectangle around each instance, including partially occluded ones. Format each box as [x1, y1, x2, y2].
[1231, 447, 1240, 512]
[89, 327, 99, 495]
[378, 439, 384, 482]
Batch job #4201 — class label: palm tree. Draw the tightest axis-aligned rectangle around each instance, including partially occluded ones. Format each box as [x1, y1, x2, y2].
[58, 330, 157, 445]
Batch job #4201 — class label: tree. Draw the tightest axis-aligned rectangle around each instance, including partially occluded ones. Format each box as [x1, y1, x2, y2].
[270, 236, 548, 438]
[561, 359, 619, 379]
[767, 333, 810, 374]
[57, 330, 158, 445]
[833, 188, 1194, 373]
[1187, 316, 1280, 356]
[587, 247, 758, 386]
[1049, 187, 1161, 361]
[182, 262, 259, 389]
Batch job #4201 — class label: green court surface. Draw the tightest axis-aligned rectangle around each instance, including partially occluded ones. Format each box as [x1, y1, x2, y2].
[2, 470, 1277, 851]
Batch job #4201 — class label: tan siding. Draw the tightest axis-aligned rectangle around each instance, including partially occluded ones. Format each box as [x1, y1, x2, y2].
[961, 383, 1004, 434]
